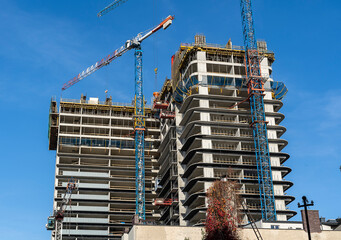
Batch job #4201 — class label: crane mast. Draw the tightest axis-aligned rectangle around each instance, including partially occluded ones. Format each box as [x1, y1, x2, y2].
[240, 0, 276, 221]
[134, 46, 145, 219]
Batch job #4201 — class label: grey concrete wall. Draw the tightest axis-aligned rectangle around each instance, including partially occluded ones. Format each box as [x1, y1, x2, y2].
[122, 225, 341, 240]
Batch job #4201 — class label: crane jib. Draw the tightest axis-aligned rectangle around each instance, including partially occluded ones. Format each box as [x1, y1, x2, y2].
[62, 46, 126, 90]
[62, 15, 174, 91]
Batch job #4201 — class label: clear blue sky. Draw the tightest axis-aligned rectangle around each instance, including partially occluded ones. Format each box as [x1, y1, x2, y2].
[0, 0, 340, 239]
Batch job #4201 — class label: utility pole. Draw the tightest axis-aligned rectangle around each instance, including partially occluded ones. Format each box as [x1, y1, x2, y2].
[298, 196, 314, 240]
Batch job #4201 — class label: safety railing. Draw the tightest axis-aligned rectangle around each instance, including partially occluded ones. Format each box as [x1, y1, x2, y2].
[213, 158, 239, 164]
[212, 144, 238, 150]
[211, 130, 237, 137]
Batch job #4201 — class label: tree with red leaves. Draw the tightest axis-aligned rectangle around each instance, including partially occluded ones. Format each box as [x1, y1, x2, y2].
[204, 180, 240, 240]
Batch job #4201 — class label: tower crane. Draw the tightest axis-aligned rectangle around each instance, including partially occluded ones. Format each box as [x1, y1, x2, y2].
[240, 0, 276, 221]
[97, 0, 129, 17]
[61, 15, 174, 220]
[46, 179, 77, 240]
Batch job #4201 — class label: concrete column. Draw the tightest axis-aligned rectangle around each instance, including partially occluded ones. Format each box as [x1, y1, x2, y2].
[204, 182, 213, 207]
[274, 185, 284, 196]
[266, 116, 275, 126]
[203, 167, 214, 178]
[176, 126, 187, 226]
[261, 57, 269, 78]
[264, 104, 274, 112]
[275, 199, 286, 211]
[197, 51, 207, 88]
[268, 130, 277, 139]
[197, 52, 206, 72]
[237, 142, 241, 150]
[202, 153, 213, 163]
[178, 184, 187, 226]
[270, 157, 280, 167]
[174, 105, 182, 126]
[199, 98, 209, 108]
[272, 170, 282, 181]
[264, 91, 272, 100]
[201, 126, 211, 135]
[198, 86, 208, 95]
[238, 155, 243, 164]
[269, 143, 279, 153]
[202, 139, 212, 149]
[200, 112, 210, 122]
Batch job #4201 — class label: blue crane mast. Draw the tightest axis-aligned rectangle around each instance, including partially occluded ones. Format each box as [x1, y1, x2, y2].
[240, 0, 276, 221]
[134, 46, 146, 219]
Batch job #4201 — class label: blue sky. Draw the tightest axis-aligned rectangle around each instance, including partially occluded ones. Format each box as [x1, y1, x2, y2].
[0, 0, 340, 239]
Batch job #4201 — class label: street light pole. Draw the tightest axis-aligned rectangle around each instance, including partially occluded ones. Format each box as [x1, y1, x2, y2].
[298, 196, 314, 240]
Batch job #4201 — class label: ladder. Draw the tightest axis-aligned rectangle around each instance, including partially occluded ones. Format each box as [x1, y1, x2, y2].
[241, 201, 263, 240]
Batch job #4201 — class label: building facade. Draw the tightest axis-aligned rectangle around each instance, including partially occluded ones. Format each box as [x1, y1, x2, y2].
[48, 96, 160, 240]
[155, 36, 295, 226]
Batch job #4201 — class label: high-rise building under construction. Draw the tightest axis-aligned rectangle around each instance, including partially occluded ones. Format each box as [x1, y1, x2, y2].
[48, 97, 161, 240]
[155, 35, 295, 225]
[48, 35, 295, 239]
